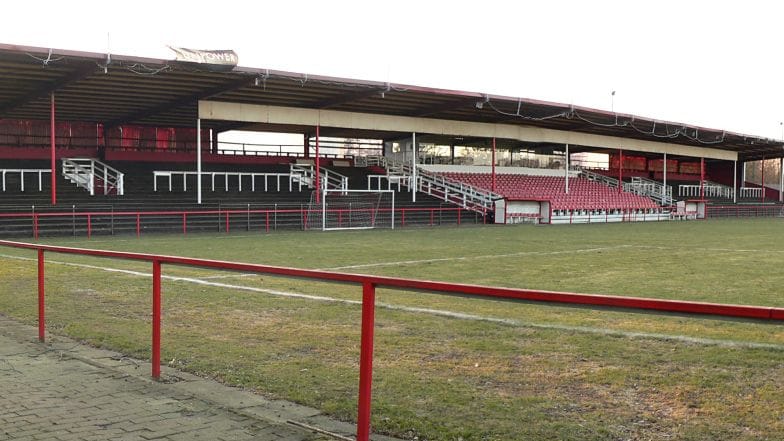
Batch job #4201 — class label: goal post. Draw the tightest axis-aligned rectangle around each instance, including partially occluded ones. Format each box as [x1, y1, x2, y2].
[308, 189, 395, 231]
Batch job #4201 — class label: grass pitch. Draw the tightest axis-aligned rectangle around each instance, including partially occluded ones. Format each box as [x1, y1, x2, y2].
[1, 219, 784, 440]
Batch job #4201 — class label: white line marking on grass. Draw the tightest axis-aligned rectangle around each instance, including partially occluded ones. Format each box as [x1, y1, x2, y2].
[320, 245, 633, 271]
[200, 273, 258, 280]
[631, 245, 784, 254]
[0, 253, 351, 303]
[1, 252, 782, 351]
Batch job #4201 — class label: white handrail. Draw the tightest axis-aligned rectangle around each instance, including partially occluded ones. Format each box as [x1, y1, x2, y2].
[153, 171, 294, 192]
[678, 184, 733, 199]
[289, 164, 348, 191]
[581, 169, 619, 188]
[740, 187, 763, 198]
[62, 158, 124, 196]
[368, 156, 498, 212]
[625, 177, 673, 205]
[0, 169, 51, 192]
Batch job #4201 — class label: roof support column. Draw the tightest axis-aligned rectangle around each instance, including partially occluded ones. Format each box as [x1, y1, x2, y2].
[699, 157, 704, 199]
[197, 118, 202, 205]
[411, 132, 417, 203]
[733, 160, 737, 203]
[303, 133, 310, 158]
[565, 144, 569, 194]
[50, 93, 57, 205]
[315, 125, 321, 203]
[618, 149, 623, 193]
[779, 157, 783, 202]
[760, 156, 765, 203]
[741, 161, 746, 189]
[491, 138, 497, 192]
[450, 144, 455, 165]
[662, 153, 667, 204]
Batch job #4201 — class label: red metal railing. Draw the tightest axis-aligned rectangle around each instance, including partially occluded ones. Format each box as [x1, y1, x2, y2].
[2, 239, 784, 440]
[706, 204, 783, 218]
[0, 206, 474, 238]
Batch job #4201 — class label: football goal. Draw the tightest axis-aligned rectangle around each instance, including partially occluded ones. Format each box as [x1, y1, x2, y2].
[307, 189, 395, 231]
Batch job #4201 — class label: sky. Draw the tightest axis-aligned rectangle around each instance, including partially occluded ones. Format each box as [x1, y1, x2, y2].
[3, 1, 784, 139]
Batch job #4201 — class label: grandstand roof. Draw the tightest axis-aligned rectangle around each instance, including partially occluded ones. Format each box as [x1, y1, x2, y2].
[0, 43, 781, 161]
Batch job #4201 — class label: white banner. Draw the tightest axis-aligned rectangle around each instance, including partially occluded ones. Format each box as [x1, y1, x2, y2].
[168, 46, 238, 70]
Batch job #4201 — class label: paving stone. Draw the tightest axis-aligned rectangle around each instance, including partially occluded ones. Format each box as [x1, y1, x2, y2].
[0, 314, 387, 441]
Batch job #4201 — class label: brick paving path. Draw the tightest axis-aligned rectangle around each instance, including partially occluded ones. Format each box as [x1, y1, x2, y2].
[0, 315, 394, 441]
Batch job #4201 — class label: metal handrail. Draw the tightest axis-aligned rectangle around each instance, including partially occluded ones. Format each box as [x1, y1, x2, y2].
[369, 156, 499, 213]
[1, 239, 783, 441]
[62, 158, 124, 196]
[289, 164, 348, 191]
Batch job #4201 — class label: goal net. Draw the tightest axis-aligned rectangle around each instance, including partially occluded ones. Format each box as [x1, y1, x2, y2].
[307, 189, 395, 231]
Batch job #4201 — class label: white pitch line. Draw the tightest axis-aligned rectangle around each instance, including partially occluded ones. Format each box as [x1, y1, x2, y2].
[200, 273, 258, 280]
[0, 252, 782, 351]
[320, 245, 633, 271]
[631, 244, 784, 254]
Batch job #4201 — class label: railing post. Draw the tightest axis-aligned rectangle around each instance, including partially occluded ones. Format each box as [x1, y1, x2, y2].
[37, 249, 45, 342]
[152, 260, 162, 379]
[33, 213, 39, 240]
[357, 281, 377, 441]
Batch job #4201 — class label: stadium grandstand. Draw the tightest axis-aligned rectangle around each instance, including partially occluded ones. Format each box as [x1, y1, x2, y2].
[1, 42, 783, 236]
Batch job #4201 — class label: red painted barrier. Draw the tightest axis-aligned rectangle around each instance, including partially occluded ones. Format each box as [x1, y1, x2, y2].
[152, 260, 161, 379]
[37, 249, 45, 342]
[0, 206, 470, 239]
[5, 239, 782, 440]
[357, 282, 376, 440]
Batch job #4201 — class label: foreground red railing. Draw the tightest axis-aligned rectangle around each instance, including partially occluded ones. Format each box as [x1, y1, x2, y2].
[2, 239, 784, 440]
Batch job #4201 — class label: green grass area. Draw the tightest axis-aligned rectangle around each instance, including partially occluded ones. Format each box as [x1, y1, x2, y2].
[2, 219, 784, 440]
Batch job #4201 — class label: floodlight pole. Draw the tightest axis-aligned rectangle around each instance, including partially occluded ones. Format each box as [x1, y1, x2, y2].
[50, 93, 57, 205]
[196, 118, 202, 205]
